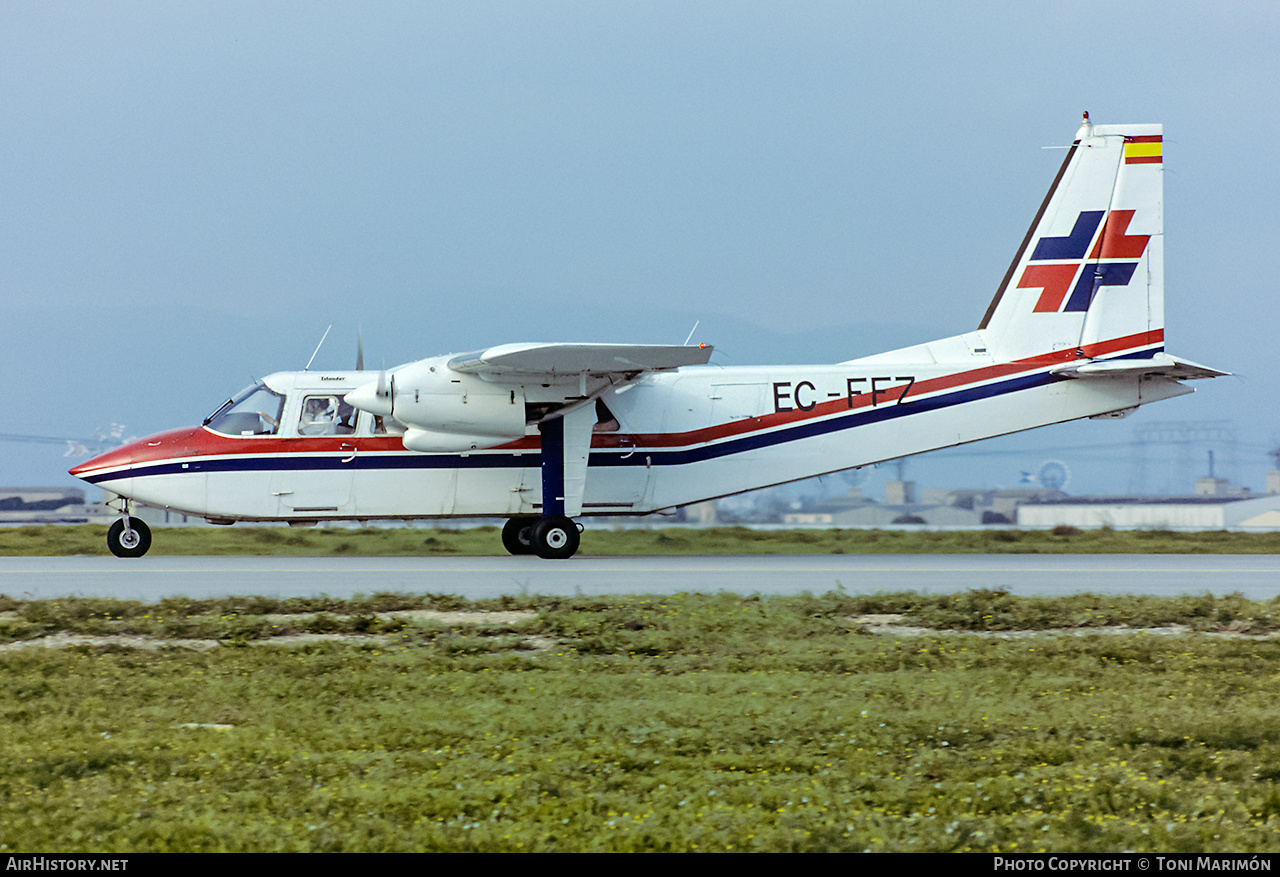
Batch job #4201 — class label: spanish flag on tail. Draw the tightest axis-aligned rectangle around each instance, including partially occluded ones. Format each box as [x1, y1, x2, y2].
[1124, 135, 1162, 165]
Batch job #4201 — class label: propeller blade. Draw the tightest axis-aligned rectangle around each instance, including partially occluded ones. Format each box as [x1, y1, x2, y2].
[356, 326, 365, 371]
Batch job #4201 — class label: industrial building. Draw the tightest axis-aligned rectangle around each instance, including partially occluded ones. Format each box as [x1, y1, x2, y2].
[1016, 492, 1280, 530]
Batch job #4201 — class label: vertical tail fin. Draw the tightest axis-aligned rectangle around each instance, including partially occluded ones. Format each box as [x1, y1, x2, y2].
[979, 115, 1164, 363]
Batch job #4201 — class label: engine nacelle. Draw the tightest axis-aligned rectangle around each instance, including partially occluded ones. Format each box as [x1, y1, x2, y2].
[346, 356, 527, 451]
[402, 427, 519, 453]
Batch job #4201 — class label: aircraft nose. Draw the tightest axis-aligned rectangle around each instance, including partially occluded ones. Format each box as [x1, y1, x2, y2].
[69, 442, 135, 479]
[68, 426, 203, 482]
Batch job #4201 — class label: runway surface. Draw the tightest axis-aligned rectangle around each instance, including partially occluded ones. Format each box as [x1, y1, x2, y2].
[2, 554, 1278, 602]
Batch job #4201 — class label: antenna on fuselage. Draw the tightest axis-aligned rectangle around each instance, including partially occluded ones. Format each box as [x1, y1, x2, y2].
[304, 325, 332, 371]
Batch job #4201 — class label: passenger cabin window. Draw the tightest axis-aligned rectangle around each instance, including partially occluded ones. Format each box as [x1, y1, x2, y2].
[205, 384, 286, 437]
[298, 395, 357, 436]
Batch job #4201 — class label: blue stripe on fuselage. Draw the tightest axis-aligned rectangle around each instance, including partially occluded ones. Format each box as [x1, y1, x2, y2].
[82, 357, 1158, 486]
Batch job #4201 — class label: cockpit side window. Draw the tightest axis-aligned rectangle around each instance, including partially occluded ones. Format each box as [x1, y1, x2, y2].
[205, 384, 286, 437]
[298, 395, 357, 436]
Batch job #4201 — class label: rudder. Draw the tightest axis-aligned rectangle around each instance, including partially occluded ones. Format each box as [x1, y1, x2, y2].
[979, 115, 1164, 363]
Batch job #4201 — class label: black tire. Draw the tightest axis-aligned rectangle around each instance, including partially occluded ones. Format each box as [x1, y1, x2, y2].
[501, 516, 538, 555]
[107, 517, 152, 558]
[532, 515, 580, 560]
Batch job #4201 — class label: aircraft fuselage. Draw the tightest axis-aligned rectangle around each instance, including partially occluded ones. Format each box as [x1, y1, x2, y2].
[72, 327, 1188, 525]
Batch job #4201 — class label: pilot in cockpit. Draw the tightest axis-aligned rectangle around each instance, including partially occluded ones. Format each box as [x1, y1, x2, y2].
[299, 396, 338, 435]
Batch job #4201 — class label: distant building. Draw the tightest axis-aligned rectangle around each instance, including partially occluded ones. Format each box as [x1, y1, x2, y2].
[920, 487, 1068, 523]
[777, 482, 1083, 528]
[0, 487, 87, 524]
[884, 480, 915, 505]
[779, 483, 987, 527]
[1194, 477, 1251, 497]
[1016, 493, 1280, 530]
[829, 503, 983, 527]
[0, 487, 84, 508]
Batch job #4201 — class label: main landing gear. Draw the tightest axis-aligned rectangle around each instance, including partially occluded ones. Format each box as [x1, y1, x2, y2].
[502, 515, 581, 560]
[106, 516, 152, 558]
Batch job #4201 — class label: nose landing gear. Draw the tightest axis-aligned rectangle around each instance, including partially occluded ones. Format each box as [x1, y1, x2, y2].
[107, 516, 152, 558]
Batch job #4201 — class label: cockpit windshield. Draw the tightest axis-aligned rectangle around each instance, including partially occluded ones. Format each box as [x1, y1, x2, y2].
[204, 383, 286, 437]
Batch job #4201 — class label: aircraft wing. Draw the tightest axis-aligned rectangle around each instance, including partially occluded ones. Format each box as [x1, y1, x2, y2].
[447, 343, 713, 378]
[1052, 353, 1229, 380]
[440, 343, 713, 520]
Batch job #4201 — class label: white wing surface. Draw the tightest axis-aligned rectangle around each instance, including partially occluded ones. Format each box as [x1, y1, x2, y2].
[447, 343, 713, 377]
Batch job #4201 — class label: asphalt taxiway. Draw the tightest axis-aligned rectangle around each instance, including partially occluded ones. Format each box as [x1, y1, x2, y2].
[2, 554, 1278, 602]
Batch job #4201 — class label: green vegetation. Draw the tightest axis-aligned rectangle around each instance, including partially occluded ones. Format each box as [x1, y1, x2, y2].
[4, 590, 1280, 852]
[4, 523, 1280, 556]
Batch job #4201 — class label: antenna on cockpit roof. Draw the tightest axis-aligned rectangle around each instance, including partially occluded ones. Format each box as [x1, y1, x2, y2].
[304, 325, 332, 371]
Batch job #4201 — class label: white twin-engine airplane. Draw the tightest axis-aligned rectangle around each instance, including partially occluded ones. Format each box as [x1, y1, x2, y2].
[73, 115, 1224, 559]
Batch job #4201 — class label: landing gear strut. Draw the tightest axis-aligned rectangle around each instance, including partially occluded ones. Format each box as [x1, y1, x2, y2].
[501, 515, 581, 559]
[107, 516, 152, 558]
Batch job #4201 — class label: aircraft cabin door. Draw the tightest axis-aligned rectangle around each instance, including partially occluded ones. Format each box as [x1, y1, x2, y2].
[706, 381, 766, 491]
[269, 452, 356, 517]
[270, 393, 358, 517]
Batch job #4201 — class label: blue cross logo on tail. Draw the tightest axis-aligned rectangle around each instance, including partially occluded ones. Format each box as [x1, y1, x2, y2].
[1016, 210, 1150, 313]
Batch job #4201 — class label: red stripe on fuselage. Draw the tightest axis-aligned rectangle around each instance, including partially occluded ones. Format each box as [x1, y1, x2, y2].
[592, 329, 1164, 450]
[69, 425, 535, 478]
[72, 331, 1165, 477]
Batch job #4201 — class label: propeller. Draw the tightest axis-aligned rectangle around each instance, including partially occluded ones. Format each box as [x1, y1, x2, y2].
[375, 366, 392, 415]
[345, 361, 395, 417]
[344, 325, 394, 416]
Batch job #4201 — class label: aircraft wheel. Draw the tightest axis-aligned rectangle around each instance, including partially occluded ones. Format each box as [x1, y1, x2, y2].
[501, 516, 538, 555]
[107, 517, 152, 558]
[532, 515, 580, 560]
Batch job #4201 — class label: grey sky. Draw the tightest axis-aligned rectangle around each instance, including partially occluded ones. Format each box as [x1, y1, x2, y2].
[5, 1, 1277, 499]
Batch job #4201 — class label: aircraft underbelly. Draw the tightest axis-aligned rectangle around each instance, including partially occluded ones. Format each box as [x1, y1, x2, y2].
[137, 472, 208, 516]
[108, 472, 207, 518]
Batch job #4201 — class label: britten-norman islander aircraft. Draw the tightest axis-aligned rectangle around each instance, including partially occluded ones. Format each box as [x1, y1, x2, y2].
[72, 115, 1224, 559]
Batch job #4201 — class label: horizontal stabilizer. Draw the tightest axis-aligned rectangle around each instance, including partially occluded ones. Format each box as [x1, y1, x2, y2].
[448, 343, 713, 378]
[1052, 353, 1228, 380]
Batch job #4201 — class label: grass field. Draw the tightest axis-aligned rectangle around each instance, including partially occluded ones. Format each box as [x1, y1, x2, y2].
[4, 589, 1280, 852]
[4, 523, 1280, 556]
